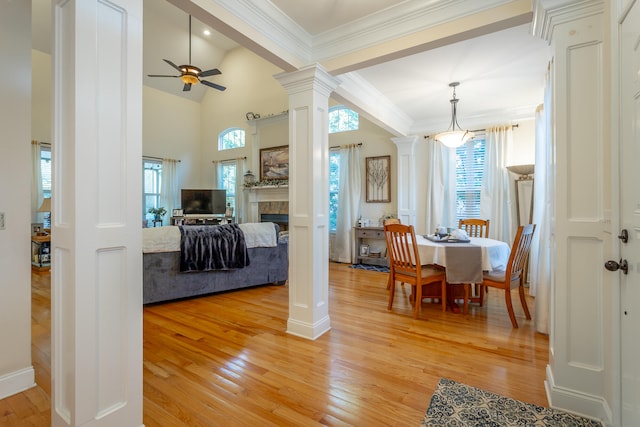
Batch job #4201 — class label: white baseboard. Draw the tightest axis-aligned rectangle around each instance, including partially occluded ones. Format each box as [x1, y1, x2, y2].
[0, 366, 36, 400]
[545, 365, 612, 426]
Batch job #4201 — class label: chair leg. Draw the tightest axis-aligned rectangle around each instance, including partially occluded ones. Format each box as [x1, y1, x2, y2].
[386, 272, 393, 290]
[413, 284, 422, 319]
[478, 284, 485, 307]
[441, 280, 447, 312]
[504, 288, 519, 328]
[518, 284, 532, 320]
[387, 280, 395, 310]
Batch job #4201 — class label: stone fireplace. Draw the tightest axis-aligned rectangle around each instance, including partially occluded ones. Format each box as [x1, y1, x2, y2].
[259, 202, 289, 231]
[246, 186, 289, 231]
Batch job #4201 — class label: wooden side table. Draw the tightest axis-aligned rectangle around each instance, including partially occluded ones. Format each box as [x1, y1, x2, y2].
[353, 226, 389, 266]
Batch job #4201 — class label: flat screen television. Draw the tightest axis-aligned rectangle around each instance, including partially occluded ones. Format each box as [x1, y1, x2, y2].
[181, 189, 226, 216]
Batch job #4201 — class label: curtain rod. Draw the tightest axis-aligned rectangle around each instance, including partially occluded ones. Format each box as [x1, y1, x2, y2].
[212, 156, 247, 164]
[330, 142, 363, 149]
[144, 156, 181, 162]
[424, 124, 519, 139]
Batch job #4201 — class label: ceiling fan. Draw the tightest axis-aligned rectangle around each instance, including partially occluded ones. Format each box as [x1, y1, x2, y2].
[148, 15, 226, 92]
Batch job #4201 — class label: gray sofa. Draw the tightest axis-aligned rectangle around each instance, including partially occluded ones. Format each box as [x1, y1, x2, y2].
[143, 223, 288, 304]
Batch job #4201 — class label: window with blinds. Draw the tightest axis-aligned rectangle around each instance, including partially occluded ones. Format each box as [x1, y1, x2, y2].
[455, 137, 485, 223]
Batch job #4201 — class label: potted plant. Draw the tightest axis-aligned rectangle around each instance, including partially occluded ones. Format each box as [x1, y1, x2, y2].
[148, 206, 167, 221]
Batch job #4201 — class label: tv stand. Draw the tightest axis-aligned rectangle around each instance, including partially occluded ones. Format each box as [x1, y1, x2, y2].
[171, 216, 234, 226]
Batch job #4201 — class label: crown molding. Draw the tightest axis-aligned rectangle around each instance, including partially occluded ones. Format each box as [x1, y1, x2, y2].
[311, 0, 531, 63]
[332, 72, 413, 137]
[532, 0, 605, 42]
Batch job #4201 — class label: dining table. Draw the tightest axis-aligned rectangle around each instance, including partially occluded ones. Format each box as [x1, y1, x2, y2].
[415, 235, 511, 275]
[414, 234, 511, 312]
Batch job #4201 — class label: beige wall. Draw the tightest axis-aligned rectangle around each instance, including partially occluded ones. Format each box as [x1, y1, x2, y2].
[0, 0, 34, 399]
[31, 50, 51, 143]
[142, 86, 202, 188]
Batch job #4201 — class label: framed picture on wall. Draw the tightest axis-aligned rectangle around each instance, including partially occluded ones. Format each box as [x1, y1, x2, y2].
[260, 145, 289, 181]
[366, 155, 391, 203]
[172, 209, 184, 217]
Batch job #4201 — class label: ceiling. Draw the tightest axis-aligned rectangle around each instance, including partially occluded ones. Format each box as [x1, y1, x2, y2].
[32, 0, 551, 135]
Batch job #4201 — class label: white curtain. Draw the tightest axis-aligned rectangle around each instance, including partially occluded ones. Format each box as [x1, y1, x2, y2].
[333, 144, 362, 263]
[481, 126, 515, 243]
[529, 71, 552, 334]
[236, 159, 248, 223]
[425, 137, 456, 233]
[160, 158, 179, 223]
[31, 140, 44, 223]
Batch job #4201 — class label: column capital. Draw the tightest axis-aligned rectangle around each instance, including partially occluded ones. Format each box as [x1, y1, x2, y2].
[391, 135, 420, 153]
[275, 63, 340, 98]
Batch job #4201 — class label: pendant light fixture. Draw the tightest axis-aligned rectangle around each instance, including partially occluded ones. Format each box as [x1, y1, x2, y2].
[435, 82, 475, 148]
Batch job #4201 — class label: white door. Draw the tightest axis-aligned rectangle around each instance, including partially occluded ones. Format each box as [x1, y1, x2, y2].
[619, 1, 640, 424]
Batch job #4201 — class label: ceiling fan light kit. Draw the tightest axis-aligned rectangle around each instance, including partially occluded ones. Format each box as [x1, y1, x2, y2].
[435, 82, 474, 148]
[148, 15, 226, 92]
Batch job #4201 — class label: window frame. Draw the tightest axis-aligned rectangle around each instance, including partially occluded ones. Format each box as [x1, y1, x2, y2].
[142, 159, 162, 223]
[218, 160, 237, 211]
[329, 106, 359, 134]
[454, 136, 486, 224]
[218, 127, 246, 151]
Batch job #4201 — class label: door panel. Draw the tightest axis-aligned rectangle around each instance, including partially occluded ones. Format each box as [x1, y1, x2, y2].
[620, 2, 640, 424]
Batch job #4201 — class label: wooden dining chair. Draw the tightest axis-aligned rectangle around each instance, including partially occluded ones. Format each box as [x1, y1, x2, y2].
[383, 218, 401, 289]
[383, 223, 446, 318]
[458, 218, 490, 300]
[458, 218, 490, 238]
[480, 224, 536, 328]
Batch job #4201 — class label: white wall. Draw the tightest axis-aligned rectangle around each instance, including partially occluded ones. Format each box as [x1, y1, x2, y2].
[200, 46, 288, 184]
[329, 117, 397, 224]
[143, 86, 202, 188]
[0, 0, 35, 399]
[31, 49, 51, 143]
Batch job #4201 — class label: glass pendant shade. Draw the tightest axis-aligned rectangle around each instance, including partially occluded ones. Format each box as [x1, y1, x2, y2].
[435, 82, 474, 148]
[435, 130, 474, 148]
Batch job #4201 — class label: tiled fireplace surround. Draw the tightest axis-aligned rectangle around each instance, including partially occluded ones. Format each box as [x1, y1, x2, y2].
[247, 186, 289, 231]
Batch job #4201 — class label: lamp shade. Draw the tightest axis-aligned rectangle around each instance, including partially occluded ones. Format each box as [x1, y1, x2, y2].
[38, 197, 51, 212]
[435, 130, 475, 148]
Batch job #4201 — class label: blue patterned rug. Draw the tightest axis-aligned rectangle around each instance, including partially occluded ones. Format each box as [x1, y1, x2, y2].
[349, 264, 390, 273]
[423, 378, 602, 426]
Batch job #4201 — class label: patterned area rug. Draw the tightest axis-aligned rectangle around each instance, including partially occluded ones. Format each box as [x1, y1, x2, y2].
[423, 378, 602, 426]
[349, 264, 390, 273]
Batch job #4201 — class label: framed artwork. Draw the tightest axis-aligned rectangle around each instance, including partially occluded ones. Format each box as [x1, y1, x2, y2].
[359, 244, 370, 257]
[366, 155, 391, 203]
[172, 209, 184, 217]
[260, 145, 289, 181]
[31, 223, 44, 236]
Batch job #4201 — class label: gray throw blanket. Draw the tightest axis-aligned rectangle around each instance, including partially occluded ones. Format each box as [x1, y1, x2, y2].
[179, 224, 250, 272]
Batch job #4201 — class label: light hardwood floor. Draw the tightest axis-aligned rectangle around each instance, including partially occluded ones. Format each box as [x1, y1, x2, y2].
[1, 263, 549, 426]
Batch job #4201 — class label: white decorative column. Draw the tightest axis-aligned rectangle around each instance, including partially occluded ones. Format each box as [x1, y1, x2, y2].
[392, 136, 419, 227]
[52, 1, 143, 425]
[533, 0, 611, 423]
[276, 65, 339, 340]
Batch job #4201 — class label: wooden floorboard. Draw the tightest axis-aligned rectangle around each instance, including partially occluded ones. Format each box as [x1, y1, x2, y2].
[0, 262, 549, 426]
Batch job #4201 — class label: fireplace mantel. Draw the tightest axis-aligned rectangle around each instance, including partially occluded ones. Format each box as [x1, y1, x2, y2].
[245, 186, 289, 223]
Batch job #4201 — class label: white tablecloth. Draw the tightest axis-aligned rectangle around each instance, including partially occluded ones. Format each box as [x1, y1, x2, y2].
[415, 236, 510, 272]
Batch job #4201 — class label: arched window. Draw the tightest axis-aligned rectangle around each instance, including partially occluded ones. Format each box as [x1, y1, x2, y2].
[218, 128, 245, 150]
[328, 106, 359, 133]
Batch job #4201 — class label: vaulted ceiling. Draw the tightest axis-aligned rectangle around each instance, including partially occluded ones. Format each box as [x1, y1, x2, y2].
[33, 0, 551, 136]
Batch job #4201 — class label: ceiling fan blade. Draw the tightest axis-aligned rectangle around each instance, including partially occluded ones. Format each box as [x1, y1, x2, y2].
[163, 59, 181, 71]
[147, 74, 180, 78]
[199, 68, 221, 78]
[201, 79, 226, 91]
[183, 83, 192, 92]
